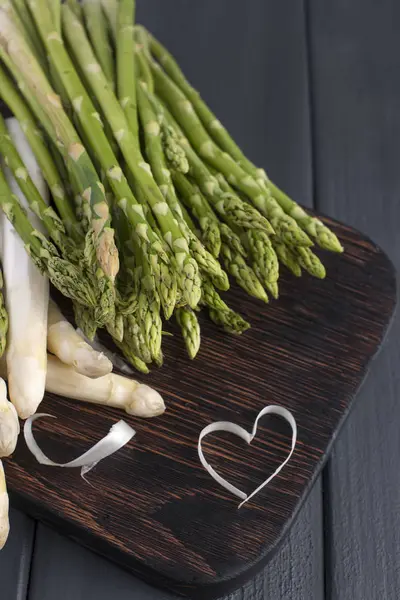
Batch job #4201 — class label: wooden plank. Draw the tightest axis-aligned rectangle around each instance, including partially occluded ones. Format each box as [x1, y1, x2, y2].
[262, 482, 323, 599]
[0, 509, 35, 600]
[308, 1, 400, 598]
[29, 484, 323, 600]
[27, 1, 325, 599]
[29, 526, 179, 600]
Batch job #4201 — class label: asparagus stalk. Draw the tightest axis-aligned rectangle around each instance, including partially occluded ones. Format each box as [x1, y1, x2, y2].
[0, 268, 7, 358]
[123, 313, 152, 364]
[136, 81, 228, 291]
[62, 7, 201, 309]
[0, 114, 74, 255]
[1, 119, 49, 419]
[0, 63, 80, 238]
[267, 185, 343, 252]
[295, 246, 326, 279]
[149, 59, 314, 248]
[0, 353, 164, 417]
[176, 306, 200, 359]
[139, 295, 162, 362]
[31, 2, 169, 276]
[73, 303, 97, 341]
[82, 0, 115, 88]
[148, 58, 269, 204]
[46, 354, 164, 416]
[146, 56, 312, 248]
[0, 460, 9, 549]
[154, 99, 273, 234]
[0, 166, 96, 307]
[134, 25, 155, 94]
[273, 242, 302, 277]
[117, 0, 138, 139]
[115, 339, 150, 374]
[100, 0, 118, 41]
[177, 197, 199, 235]
[147, 30, 343, 252]
[48, 300, 113, 378]
[219, 242, 268, 303]
[2, 0, 44, 66]
[214, 172, 280, 294]
[48, 0, 61, 33]
[245, 229, 279, 298]
[0, 378, 19, 457]
[66, 0, 83, 21]
[219, 223, 247, 257]
[48, 354, 164, 416]
[0, 7, 119, 284]
[171, 171, 221, 258]
[133, 251, 162, 361]
[106, 311, 124, 343]
[201, 280, 250, 334]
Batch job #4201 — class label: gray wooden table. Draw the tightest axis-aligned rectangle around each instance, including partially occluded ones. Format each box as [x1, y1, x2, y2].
[1, 1, 400, 598]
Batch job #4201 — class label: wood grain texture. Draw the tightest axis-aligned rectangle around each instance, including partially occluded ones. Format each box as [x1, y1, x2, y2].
[26, 2, 325, 600]
[309, 1, 400, 598]
[4, 214, 396, 599]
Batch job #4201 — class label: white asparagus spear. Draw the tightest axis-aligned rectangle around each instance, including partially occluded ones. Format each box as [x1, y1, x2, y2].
[44, 355, 165, 417]
[0, 460, 9, 550]
[48, 300, 113, 378]
[0, 377, 19, 457]
[1, 118, 48, 419]
[0, 355, 166, 418]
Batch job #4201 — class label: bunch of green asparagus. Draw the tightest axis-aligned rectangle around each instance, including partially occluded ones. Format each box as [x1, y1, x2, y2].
[0, 0, 342, 370]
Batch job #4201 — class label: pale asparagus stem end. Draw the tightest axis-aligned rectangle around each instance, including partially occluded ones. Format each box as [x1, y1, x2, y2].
[0, 460, 9, 550]
[44, 354, 165, 417]
[48, 309, 113, 378]
[0, 378, 19, 456]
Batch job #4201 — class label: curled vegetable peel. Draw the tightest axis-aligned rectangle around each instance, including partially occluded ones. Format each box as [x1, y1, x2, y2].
[24, 414, 135, 478]
[198, 405, 297, 508]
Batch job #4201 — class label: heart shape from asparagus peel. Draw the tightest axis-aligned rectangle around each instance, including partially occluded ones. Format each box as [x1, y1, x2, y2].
[198, 405, 297, 508]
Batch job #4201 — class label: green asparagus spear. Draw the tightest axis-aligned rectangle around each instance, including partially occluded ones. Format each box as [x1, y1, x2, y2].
[176, 306, 200, 359]
[117, 0, 138, 139]
[106, 311, 124, 343]
[100, 0, 118, 41]
[146, 30, 342, 252]
[201, 280, 250, 334]
[219, 243, 268, 303]
[153, 98, 273, 233]
[0, 113, 76, 256]
[73, 303, 97, 341]
[172, 171, 221, 257]
[82, 0, 115, 88]
[123, 313, 152, 364]
[136, 81, 228, 291]
[273, 242, 302, 277]
[28, 1, 169, 286]
[295, 247, 326, 279]
[61, 5, 201, 309]
[0, 165, 96, 307]
[115, 339, 150, 374]
[0, 8, 119, 284]
[147, 56, 311, 247]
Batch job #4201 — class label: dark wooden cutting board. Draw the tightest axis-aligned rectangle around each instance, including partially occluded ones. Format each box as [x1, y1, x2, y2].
[3, 215, 396, 599]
